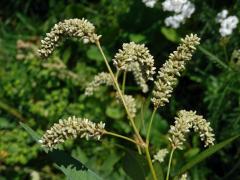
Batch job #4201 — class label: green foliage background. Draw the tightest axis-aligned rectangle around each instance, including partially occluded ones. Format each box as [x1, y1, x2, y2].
[0, 0, 240, 179]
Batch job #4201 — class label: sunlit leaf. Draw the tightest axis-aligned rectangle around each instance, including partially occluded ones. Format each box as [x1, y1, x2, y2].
[20, 122, 103, 180]
[176, 134, 240, 175]
[161, 27, 180, 43]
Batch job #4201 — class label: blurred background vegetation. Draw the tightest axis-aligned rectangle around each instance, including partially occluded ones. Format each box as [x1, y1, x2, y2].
[0, 0, 240, 179]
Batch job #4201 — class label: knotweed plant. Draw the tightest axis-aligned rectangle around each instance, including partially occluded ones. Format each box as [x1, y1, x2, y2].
[38, 18, 215, 180]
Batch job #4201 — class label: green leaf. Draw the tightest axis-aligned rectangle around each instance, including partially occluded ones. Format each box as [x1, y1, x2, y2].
[160, 27, 180, 42]
[20, 122, 103, 180]
[198, 46, 230, 70]
[153, 162, 164, 180]
[86, 46, 103, 62]
[101, 152, 121, 174]
[176, 134, 240, 175]
[184, 148, 200, 159]
[51, 150, 102, 180]
[16, 13, 36, 32]
[122, 149, 148, 180]
[129, 34, 146, 43]
[62, 47, 72, 63]
[19, 122, 40, 141]
[106, 104, 125, 120]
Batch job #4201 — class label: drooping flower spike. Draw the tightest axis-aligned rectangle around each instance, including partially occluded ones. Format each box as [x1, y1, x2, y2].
[113, 42, 156, 92]
[38, 18, 101, 58]
[168, 110, 215, 150]
[39, 116, 105, 150]
[152, 34, 200, 108]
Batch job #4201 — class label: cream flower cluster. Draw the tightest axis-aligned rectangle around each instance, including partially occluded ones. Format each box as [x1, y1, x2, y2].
[169, 110, 215, 150]
[126, 62, 149, 93]
[179, 173, 188, 180]
[152, 34, 200, 108]
[84, 72, 113, 96]
[113, 42, 156, 92]
[142, 0, 157, 8]
[38, 18, 100, 58]
[216, 10, 239, 37]
[152, 148, 169, 163]
[162, 0, 195, 28]
[39, 116, 105, 150]
[116, 94, 137, 119]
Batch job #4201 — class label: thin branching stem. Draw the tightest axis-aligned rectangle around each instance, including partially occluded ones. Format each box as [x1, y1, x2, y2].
[96, 40, 158, 179]
[146, 108, 157, 145]
[122, 71, 127, 94]
[223, 44, 229, 62]
[144, 108, 158, 180]
[105, 131, 138, 145]
[115, 69, 120, 80]
[166, 148, 175, 180]
[95, 40, 144, 144]
[145, 146, 158, 180]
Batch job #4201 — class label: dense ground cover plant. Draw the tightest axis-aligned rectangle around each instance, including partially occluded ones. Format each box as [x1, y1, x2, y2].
[0, 0, 240, 179]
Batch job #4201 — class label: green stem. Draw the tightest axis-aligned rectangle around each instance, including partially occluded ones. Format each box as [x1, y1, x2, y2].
[198, 46, 230, 70]
[115, 69, 120, 80]
[140, 101, 147, 134]
[166, 148, 175, 180]
[0, 100, 26, 122]
[96, 41, 143, 143]
[122, 71, 127, 94]
[145, 146, 158, 180]
[136, 141, 142, 155]
[105, 131, 138, 145]
[146, 108, 157, 144]
[223, 45, 228, 62]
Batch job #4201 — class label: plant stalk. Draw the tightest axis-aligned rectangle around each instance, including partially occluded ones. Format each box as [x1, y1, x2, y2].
[146, 108, 157, 144]
[166, 148, 175, 180]
[122, 71, 127, 94]
[105, 131, 138, 145]
[96, 40, 143, 144]
[145, 146, 158, 180]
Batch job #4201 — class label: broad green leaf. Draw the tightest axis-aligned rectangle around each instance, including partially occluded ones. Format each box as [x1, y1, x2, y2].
[122, 149, 148, 180]
[62, 47, 72, 63]
[153, 162, 164, 180]
[50, 150, 102, 180]
[101, 152, 122, 175]
[184, 148, 200, 159]
[160, 27, 180, 43]
[0, 117, 15, 129]
[86, 46, 103, 62]
[129, 34, 146, 43]
[20, 122, 103, 180]
[106, 105, 125, 120]
[176, 134, 240, 175]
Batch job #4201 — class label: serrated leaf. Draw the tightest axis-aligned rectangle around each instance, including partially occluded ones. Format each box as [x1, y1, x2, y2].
[20, 122, 103, 180]
[176, 134, 240, 175]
